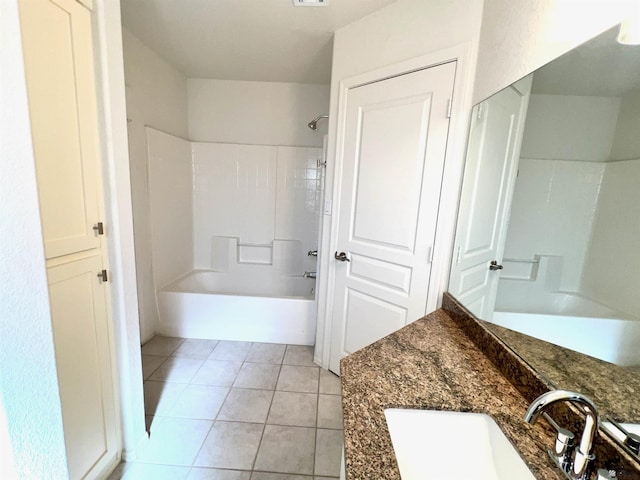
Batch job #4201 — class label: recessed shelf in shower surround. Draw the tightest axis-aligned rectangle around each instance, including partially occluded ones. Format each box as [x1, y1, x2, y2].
[210, 236, 305, 273]
[238, 242, 273, 265]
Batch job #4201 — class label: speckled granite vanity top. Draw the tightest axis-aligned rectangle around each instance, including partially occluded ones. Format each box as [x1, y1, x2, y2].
[340, 298, 640, 480]
[340, 309, 566, 480]
[485, 322, 640, 423]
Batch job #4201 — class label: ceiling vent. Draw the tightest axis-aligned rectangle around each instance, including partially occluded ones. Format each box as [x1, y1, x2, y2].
[292, 0, 329, 6]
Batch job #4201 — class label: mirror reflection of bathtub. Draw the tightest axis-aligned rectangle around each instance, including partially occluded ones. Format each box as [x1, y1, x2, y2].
[488, 255, 640, 367]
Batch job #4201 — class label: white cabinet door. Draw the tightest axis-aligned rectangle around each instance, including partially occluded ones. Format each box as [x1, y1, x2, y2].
[47, 255, 117, 480]
[19, 0, 120, 477]
[448, 77, 532, 320]
[329, 63, 456, 373]
[20, 0, 103, 259]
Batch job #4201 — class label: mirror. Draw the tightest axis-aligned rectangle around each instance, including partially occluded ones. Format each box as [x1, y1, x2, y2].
[448, 24, 640, 455]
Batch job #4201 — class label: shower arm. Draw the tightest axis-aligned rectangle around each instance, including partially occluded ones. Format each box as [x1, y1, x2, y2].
[308, 115, 329, 131]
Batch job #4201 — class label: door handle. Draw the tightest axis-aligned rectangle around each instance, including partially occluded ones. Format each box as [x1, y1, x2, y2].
[489, 260, 503, 271]
[334, 251, 350, 262]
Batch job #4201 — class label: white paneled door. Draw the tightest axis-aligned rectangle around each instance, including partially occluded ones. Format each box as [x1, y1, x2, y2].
[448, 77, 532, 320]
[329, 62, 456, 373]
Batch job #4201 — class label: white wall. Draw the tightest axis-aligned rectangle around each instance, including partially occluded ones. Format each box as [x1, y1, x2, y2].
[188, 79, 330, 147]
[474, 0, 636, 104]
[520, 95, 621, 162]
[122, 28, 188, 342]
[146, 128, 193, 289]
[611, 87, 640, 161]
[0, 1, 68, 476]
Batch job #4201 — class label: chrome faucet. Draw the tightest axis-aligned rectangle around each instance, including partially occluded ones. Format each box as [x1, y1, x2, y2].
[525, 390, 610, 480]
[303, 271, 316, 279]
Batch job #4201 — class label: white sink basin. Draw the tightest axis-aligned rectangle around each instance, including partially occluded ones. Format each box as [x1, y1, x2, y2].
[384, 409, 536, 480]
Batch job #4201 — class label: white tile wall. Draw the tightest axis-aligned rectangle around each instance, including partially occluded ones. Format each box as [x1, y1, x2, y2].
[502, 158, 605, 292]
[192, 143, 277, 269]
[275, 147, 323, 272]
[147, 128, 194, 289]
[192, 143, 322, 274]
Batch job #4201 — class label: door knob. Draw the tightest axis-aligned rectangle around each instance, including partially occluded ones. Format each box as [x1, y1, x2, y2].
[489, 260, 503, 271]
[334, 251, 350, 262]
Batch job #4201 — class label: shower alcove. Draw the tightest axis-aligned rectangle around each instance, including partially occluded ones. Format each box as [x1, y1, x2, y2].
[141, 127, 326, 345]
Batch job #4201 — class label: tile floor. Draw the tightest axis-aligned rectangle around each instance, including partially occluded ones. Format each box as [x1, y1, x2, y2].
[109, 337, 344, 480]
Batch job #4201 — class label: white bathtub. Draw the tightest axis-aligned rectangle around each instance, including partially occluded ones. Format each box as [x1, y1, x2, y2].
[491, 292, 640, 366]
[157, 270, 317, 345]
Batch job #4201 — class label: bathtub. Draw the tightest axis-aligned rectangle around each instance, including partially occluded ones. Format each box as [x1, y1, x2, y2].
[157, 270, 316, 345]
[491, 292, 640, 366]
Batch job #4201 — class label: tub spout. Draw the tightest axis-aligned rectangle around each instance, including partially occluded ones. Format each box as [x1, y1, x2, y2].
[303, 271, 317, 279]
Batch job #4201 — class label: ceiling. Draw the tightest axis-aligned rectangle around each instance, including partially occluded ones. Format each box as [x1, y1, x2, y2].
[120, 0, 398, 84]
[532, 26, 640, 97]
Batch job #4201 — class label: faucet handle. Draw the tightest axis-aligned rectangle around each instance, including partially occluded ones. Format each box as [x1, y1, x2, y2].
[542, 412, 575, 469]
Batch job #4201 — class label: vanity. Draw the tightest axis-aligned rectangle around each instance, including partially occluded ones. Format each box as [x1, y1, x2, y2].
[339, 295, 640, 479]
[338, 20, 640, 480]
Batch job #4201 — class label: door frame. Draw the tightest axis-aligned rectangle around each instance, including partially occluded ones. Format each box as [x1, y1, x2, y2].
[314, 43, 478, 370]
[91, 0, 149, 462]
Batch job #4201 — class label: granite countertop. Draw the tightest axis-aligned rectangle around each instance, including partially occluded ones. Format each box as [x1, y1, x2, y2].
[485, 322, 640, 423]
[340, 309, 566, 480]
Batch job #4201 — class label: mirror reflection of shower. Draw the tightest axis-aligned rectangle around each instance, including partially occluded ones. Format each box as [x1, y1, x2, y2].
[308, 114, 329, 131]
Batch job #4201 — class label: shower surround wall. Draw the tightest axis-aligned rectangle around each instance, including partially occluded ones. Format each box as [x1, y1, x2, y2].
[192, 142, 323, 275]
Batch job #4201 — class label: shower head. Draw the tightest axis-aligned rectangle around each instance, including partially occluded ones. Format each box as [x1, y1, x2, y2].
[308, 115, 329, 131]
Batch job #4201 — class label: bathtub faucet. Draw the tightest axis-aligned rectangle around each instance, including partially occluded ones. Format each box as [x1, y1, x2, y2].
[303, 271, 317, 279]
[525, 390, 606, 480]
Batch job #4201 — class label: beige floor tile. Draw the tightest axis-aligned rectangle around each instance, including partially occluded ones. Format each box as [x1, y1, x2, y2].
[187, 467, 251, 480]
[283, 346, 316, 367]
[144, 381, 187, 415]
[318, 370, 341, 395]
[137, 417, 212, 466]
[149, 357, 206, 383]
[314, 429, 343, 477]
[245, 343, 286, 364]
[276, 366, 319, 393]
[254, 425, 315, 475]
[209, 341, 253, 361]
[317, 395, 343, 430]
[142, 336, 185, 356]
[267, 391, 317, 427]
[194, 421, 264, 470]
[169, 384, 229, 420]
[119, 463, 190, 480]
[173, 339, 219, 359]
[217, 388, 274, 423]
[234, 363, 281, 390]
[142, 355, 167, 380]
[192, 360, 243, 387]
[251, 473, 309, 480]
